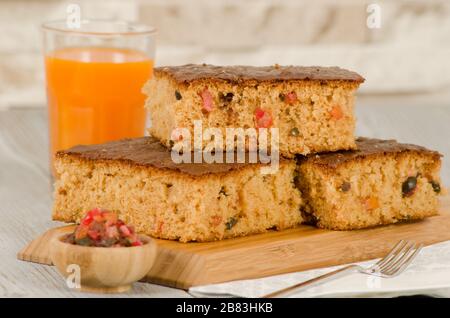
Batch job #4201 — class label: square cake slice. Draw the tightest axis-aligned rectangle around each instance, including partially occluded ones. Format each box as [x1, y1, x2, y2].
[52, 137, 303, 242]
[143, 64, 364, 158]
[297, 137, 443, 230]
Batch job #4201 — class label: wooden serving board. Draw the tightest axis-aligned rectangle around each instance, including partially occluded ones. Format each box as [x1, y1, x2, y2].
[18, 197, 450, 290]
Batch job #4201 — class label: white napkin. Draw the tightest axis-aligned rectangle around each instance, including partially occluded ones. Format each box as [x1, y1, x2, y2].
[189, 240, 450, 298]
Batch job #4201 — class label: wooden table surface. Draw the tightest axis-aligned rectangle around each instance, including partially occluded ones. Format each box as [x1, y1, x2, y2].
[1, 101, 449, 298]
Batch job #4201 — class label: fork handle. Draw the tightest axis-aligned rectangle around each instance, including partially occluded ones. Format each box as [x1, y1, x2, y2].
[261, 265, 359, 298]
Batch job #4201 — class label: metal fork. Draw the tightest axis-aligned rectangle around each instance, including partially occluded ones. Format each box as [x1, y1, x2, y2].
[262, 240, 423, 298]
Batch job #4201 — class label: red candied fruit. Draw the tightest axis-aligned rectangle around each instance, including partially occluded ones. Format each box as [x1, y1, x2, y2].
[255, 108, 273, 128]
[105, 225, 119, 239]
[119, 224, 132, 237]
[87, 230, 100, 240]
[210, 215, 223, 227]
[82, 208, 101, 226]
[285, 92, 297, 105]
[199, 87, 214, 112]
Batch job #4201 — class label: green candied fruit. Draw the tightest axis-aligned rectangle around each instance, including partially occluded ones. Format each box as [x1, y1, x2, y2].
[225, 217, 238, 230]
[430, 180, 441, 194]
[289, 127, 300, 136]
[75, 237, 93, 246]
[402, 176, 417, 197]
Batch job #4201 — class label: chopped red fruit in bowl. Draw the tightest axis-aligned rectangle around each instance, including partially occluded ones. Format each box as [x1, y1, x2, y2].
[63, 208, 144, 247]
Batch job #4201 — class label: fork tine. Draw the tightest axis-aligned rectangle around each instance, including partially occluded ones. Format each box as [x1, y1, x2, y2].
[380, 242, 416, 275]
[378, 241, 415, 273]
[372, 240, 407, 269]
[380, 241, 416, 274]
[383, 244, 423, 277]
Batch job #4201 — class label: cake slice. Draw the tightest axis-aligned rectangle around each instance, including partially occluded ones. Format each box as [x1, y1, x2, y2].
[52, 137, 303, 242]
[143, 64, 364, 158]
[297, 137, 443, 230]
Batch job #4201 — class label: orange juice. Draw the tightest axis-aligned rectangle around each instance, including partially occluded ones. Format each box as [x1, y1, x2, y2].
[45, 47, 153, 170]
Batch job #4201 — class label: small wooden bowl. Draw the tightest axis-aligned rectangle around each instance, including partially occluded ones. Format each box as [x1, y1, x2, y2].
[50, 234, 157, 293]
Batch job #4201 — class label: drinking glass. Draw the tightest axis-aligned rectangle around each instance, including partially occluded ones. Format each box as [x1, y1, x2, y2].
[42, 20, 157, 175]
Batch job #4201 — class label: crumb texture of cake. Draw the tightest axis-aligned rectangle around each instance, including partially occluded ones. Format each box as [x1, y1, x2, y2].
[52, 137, 303, 242]
[297, 137, 442, 230]
[143, 64, 364, 158]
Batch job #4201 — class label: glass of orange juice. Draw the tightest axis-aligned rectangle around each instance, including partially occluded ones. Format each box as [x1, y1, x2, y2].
[42, 20, 156, 175]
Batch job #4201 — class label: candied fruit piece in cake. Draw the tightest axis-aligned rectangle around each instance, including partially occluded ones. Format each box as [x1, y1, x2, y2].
[143, 64, 364, 158]
[52, 137, 303, 242]
[297, 137, 442, 230]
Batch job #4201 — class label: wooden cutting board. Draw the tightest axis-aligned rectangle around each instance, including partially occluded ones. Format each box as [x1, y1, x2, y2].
[18, 196, 450, 290]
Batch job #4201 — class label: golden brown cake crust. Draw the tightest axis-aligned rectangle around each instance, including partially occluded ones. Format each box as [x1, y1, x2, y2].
[56, 137, 283, 176]
[302, 137, 442, 168]
[155, 64, 365, 84]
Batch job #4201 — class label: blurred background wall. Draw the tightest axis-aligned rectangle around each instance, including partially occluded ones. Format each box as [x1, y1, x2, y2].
[0, 0, 449, 108]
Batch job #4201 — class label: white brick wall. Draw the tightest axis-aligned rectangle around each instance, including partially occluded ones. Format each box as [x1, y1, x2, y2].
[138, 1, 369, 47]
[0, 0, 449, 108]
